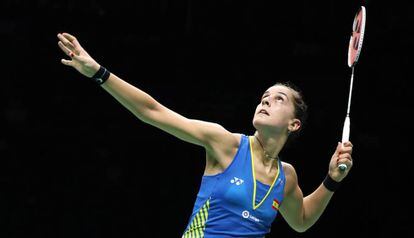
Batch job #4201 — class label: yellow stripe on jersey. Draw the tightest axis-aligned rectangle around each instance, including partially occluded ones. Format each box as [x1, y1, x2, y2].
[183, 199, 210, 238]
[249, 136, 280, 210]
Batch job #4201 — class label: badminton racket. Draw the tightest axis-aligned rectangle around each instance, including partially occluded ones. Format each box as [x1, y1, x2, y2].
[339, 6, 366, 171]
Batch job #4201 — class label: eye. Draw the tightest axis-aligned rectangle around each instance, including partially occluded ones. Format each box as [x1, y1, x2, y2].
[276, 96, 284, 101]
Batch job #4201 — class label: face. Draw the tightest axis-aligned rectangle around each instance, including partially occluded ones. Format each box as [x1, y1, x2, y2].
[252, 85, 301, 135]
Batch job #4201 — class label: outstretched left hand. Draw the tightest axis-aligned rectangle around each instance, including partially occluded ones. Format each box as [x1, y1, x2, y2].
[57, 33, 100, 78]
[328, 142, 353, 182]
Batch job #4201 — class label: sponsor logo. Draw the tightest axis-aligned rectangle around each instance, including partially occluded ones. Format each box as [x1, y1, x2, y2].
[241, 210, 261, 222]
[230, 177, 244, 185]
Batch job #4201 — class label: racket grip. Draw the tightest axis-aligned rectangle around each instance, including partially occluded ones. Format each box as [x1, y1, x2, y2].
[341, 116, 350, 143]
[339, 116, 350, 171]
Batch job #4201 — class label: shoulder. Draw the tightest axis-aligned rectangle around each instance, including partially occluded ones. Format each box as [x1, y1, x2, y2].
[217, 132, 243, 149]
[203, 126, 241, 152]
[281, 161, 297, 178]
[232, 133, 243, 144]
[281, 161, 299, 195]
[219, 132, 242, 149]
[206, 132, 242, 162]
[204, 132, 243, 173]
[224, 133, 243, 154]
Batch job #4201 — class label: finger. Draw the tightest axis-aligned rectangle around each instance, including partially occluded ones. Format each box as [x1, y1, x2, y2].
[339, 146, 353, 155]
[339, 153, 352, 161]
[58, 41, 72, 56]
[343, 141, 353, 148]
[62, 32, 76, 41]
[62, 32, 81, 48]
[58, 42, 80, 61]
[57, 33, 76, 51]
[57, 33, 76, 47]
[61, 59, 73, 66]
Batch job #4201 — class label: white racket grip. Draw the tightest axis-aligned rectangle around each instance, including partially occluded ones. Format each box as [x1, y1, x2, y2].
[342, 116, 350, 143]
[339, 116, 350, 171]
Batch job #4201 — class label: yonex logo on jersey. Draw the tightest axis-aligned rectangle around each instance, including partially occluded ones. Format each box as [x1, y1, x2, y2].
[230, 177, 244, 185]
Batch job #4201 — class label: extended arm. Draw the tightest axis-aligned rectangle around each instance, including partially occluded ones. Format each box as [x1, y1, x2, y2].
[57, 33, 239, 154]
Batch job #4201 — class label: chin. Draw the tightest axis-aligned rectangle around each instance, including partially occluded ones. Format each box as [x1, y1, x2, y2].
[252, 118, 267, 130]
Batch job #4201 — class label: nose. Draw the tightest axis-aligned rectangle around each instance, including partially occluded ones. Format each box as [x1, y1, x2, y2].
[261, 98, 270, 107]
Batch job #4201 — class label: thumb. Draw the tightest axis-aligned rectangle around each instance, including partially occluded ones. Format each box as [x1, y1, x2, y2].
[61, 59, 72, 66]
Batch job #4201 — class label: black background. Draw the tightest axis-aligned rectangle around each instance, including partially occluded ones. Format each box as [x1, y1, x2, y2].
[1, 0, 412, 237]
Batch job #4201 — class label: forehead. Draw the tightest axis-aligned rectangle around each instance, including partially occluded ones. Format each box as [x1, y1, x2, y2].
[264, 85, 295, 98]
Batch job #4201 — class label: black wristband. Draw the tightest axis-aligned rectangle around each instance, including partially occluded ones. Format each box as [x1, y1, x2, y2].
[91, 66, 110, 85]
[323, 174, 341, 192]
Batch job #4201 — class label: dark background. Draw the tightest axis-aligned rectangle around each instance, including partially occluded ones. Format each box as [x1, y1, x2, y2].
[1, 0, 411, 237]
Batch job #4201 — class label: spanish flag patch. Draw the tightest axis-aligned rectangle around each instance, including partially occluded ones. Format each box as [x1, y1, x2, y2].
[272, 199, 280, 210]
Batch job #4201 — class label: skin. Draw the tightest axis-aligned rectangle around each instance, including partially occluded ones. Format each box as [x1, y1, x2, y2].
[57, 33, 353, 233]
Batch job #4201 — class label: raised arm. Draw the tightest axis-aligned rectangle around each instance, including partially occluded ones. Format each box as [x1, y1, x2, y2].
[57, 33, 239, 154]
[279, 142, 353, 232]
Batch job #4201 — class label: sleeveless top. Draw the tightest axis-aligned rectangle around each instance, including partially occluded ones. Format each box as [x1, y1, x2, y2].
[182, 135, 286, 237]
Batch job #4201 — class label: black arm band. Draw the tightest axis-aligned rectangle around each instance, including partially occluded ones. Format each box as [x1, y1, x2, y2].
[91, 66, 110, 85]
[323, 174, 341, 192]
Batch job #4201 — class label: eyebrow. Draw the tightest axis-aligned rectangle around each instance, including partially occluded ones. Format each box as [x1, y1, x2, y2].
[277, 92, 289, 101]
[262, 91, 289, 101]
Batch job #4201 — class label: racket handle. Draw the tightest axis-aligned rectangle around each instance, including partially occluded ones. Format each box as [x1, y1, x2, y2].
[342, 116, 350, 142]
[339, 116, 350, 171]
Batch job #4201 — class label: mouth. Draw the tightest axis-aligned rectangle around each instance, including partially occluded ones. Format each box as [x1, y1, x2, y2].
[258, 109, 269, 116]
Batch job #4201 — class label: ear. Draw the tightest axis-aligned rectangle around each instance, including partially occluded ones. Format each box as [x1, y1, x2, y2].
[288, 119, 301, 133]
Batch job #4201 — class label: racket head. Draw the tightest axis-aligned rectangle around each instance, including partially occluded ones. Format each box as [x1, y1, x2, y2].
[348, 6, 366, 67]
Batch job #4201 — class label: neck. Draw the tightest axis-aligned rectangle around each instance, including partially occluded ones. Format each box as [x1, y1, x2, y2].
[253, 131, 287, 165]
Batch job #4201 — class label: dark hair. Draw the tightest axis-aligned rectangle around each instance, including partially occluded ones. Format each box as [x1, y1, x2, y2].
[274, 82, 308, 141]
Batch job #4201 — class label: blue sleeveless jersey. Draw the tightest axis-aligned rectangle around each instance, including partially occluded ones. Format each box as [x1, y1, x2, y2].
[183, 135, 286, 238]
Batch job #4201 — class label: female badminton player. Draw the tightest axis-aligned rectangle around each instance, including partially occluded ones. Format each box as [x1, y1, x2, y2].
[57, 32, 353, 237]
